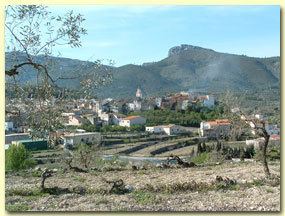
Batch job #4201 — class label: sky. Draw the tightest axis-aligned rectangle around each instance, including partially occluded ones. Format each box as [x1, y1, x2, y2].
[47, 5, 280, 66]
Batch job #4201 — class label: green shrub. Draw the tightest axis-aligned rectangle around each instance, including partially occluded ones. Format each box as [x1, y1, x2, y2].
[6, 204, 31, 212]
[6, 187, 48, 197]
[267, 148, 280, 160]
[254, 149, 263, 161]
[191, 152, 209, 164]
[75, 143, 92, 169]
[132, 190, 159, 205]
[254, 147, 280, 162]
[5, 144, 36, 171]
[123, 139, 130, 143]
[252, 179, 265, 187]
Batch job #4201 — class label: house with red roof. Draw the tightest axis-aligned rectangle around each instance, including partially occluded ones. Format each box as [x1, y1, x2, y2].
[200, 119, 231, 138]
[119, 115, 146, 127]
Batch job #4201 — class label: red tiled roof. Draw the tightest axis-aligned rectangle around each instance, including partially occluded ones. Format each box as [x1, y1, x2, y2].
[270, 134, 280, 140]
[207, 119, 231, 126]
[123, 116, 142, 120]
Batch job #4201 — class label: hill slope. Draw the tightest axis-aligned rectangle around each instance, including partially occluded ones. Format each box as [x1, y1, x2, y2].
[5, 45, 280, 98]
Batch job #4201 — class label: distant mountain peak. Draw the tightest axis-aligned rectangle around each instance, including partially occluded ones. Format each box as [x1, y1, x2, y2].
[168, 44, 215, 57]
[6, 44, 280, 99]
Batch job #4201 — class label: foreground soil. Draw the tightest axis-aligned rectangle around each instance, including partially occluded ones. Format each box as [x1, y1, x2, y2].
[5, 161, 280, 212]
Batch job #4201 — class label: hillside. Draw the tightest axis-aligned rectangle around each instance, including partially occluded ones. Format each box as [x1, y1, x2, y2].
[5, 45, 280, 98]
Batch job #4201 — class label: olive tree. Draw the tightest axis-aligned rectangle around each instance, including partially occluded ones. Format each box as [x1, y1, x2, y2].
[220, 90, 271, 177]
[5, 5, 112, 142]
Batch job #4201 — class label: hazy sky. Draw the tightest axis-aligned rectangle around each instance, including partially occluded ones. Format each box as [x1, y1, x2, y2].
[48, 5, 280, 66]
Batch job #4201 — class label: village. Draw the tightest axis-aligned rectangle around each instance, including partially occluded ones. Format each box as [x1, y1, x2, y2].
[5, 87, 280, 155]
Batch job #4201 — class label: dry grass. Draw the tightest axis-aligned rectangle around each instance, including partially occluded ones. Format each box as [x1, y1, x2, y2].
[5, 161, 280, 211]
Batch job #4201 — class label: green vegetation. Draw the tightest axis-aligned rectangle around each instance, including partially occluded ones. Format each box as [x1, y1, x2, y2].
[267, 148, 280, 161]
[132, 190, 159, 205]
[6, 187, 48, 197]
[5, 144, 36, 171]
[228, 89, 280, 125]
[75, 143, 92, 169]
[252, 179, 265, 187]
[141, 180, 237, 194]
[131, 106, 223, 127]
[73, 175, 86, 183]
[191, 152, 210, 164]
[100, 125, 145, 133]
[6, 204, 31, 212]
[81, 123, 100, 132]
[254, 147, 280, 162]
[91, 155, 128, 172]
[95, 197, 109, 205]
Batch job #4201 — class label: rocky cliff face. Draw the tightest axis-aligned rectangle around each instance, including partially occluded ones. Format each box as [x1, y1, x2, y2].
[168, 44, 215, 57]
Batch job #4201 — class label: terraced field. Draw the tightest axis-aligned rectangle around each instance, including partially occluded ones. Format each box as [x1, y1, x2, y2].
[130, 137, 197, 157]
[158, 145, 197, 157]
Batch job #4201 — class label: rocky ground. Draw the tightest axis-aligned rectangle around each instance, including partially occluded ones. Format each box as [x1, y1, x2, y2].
[5, 161, 280, 212]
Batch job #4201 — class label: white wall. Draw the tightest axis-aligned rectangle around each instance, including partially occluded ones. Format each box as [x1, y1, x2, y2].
[120, 117, 146, 127]
[119, 120, 130, 127]
[5, 122, 14, 131]
[146, 125, 184, 135]
[203, 95, 215, 108]
[63, 133, 101, 147]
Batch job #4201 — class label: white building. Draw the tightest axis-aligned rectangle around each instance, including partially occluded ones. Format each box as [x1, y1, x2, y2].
[203, 95, 215, 108]
[146, 124, 192, 136]
[254, 114, 264, 120]
[155, 97, 162, 108]
[62, 112, 76, 117]
[65, 115, 85, 126]
[98, 112, 111, 124]
[110, 114, 125, 125]
[231, 107, 240, 113]
[136, 88, 142, 98]
[200, 119, 231, 138]
[128, 101, 141, 111]
[127, 103, 135, 111]
[84, 114, 97, 125]
[133, 100, 142, 111]
[246, 138, 265, 149]
[119, 116, 146, 127]
[62, 132, 101, 148]
[5, 122, 14, 132]
[181, 100, 189, 110]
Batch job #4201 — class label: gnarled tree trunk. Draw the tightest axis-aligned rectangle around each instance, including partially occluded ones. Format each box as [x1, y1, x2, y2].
[262, 135, 270, 178]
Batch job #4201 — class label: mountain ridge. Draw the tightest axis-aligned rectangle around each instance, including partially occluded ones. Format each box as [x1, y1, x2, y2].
[5, 44, 280, 98]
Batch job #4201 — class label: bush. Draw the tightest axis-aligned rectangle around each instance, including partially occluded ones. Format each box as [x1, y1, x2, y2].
[254, 147, 280, 162]
[191, 152, 209, 164]
[5, 144, 36, 171]
[75, 143, 92, 169]
[6, 204, 31, 212]
[244, 145, 255, 158]
[267, 148, 280, 161]
[129, 125, 145, 132]
[254, 149, 263, 161]
[132, 190, 159, 205]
